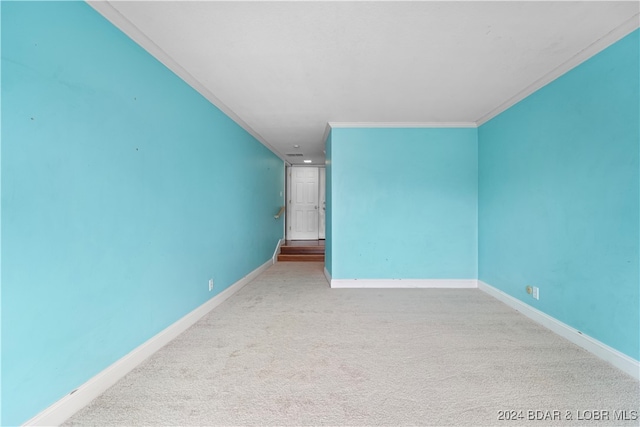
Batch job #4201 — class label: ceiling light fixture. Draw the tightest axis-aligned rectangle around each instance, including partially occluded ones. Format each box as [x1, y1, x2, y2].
[293, 144, 300, 148]
[303, 159, 312, 163]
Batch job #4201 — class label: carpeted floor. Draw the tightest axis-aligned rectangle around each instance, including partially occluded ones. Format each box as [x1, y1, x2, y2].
[65, 262, 639, 426]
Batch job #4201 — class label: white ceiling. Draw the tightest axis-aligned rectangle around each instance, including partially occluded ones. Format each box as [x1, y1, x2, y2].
[90, 1, 639, 165]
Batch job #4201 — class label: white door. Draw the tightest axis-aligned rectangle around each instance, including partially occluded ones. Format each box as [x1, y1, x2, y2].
[318, 168, 326, 239]
[289, 167, 319, 240]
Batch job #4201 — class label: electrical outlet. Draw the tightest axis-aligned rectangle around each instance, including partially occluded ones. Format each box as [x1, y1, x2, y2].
[208, 279, 214, 291]
[532, 286, 539, 300]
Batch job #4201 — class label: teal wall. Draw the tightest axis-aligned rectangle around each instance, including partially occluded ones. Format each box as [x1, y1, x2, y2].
[324, 130, 333, 276]
[1, 2, 284, 425]
[2, 1, 638, 424]
[478, 30, 639, 360]
[329, 128, 478, 280]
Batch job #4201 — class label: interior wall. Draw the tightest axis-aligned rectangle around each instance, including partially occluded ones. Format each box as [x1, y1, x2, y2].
[478, 29, 639, 360]
[325, 131, 333, 275]
[329, 127, 478, 280]
[1, 2, 284, 425]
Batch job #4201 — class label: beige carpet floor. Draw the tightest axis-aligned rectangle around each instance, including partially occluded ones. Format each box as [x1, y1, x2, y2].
[65, 262, 639, 426]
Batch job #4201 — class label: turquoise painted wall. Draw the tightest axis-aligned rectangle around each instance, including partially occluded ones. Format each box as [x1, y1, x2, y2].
[329, 128, 478, 280]
[478, 30, 639, 360]
[1, 2, 284, 424]
[324, 130, 333, 276]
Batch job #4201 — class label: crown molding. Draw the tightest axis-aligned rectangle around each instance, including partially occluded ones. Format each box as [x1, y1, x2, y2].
[327, 122, 477, 129]
[321, 123, 332, 148]
[87, 1, 286, 162]
[476, 13, 640, 126]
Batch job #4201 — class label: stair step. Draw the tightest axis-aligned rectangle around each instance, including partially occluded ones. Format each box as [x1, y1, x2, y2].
[277, 254, 325, 262]
[280, 246, 325, 255]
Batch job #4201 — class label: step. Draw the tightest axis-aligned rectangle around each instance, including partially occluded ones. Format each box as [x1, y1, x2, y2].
[279, 245, 325, 255]
[277, 254, 325, 262]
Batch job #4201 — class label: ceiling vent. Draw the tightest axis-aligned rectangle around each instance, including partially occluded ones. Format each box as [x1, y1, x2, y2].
[286, 153, 304, 157]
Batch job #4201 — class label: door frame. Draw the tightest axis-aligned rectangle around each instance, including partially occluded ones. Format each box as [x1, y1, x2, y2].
[286, 165, 326, 240]
[318, 167, 326, 240]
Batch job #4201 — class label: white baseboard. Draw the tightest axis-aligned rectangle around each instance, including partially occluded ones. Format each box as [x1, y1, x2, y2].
[272, 238, 285, 264]
[23, 259, 273, 427]
[323, 266, 332, 285]
[478, 280, 640, 380]
[330, 278, 478, 289]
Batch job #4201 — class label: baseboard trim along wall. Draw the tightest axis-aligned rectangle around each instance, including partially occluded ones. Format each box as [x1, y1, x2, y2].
[272, 238, 285, 264]
[323, 266, 332, 285]
[23, 259, 273, 427]
[329, 278, 478, 289]
[478, 280, 640, 380]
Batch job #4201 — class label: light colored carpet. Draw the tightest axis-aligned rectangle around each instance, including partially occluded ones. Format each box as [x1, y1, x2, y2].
[65, 262, 639, 426]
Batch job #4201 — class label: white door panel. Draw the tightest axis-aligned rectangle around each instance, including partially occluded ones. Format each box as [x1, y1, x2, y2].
[289, 167, 319, 240]
[319, 168, 326, 239]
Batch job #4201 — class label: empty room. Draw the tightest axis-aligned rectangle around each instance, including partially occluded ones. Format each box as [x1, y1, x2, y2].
[2, 1, 639, 426]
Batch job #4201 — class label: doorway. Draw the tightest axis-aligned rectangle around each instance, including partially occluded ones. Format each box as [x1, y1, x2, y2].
[287, 166, 326, 240]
